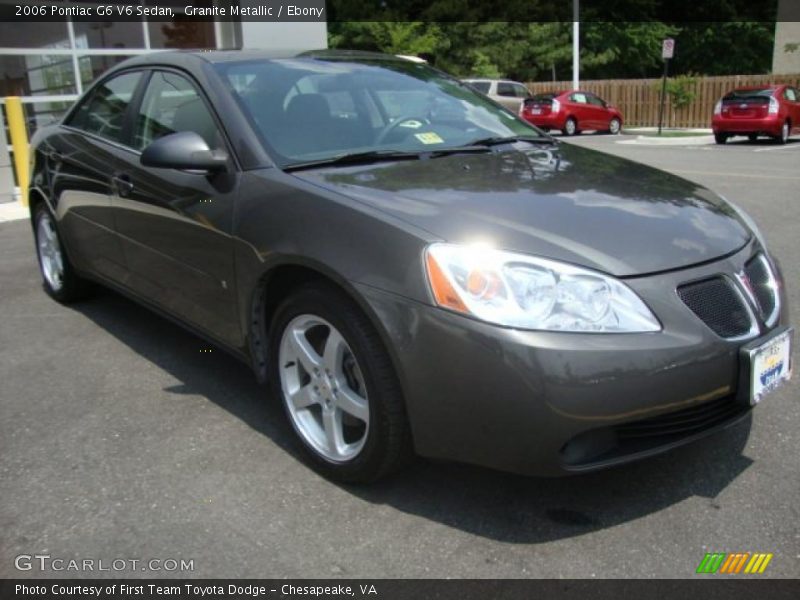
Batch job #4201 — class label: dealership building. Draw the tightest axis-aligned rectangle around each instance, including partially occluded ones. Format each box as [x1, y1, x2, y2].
[0, 2, 327, 203]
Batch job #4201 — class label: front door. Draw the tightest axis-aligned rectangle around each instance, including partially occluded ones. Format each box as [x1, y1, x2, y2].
[111, 69, 241, 346]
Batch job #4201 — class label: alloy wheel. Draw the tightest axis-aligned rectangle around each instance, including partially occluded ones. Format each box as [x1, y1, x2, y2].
[565, 119, 577, 135]
[36, 212, 64, 292]
[609, 118, 621, 134]
[278, 314, 370, 462]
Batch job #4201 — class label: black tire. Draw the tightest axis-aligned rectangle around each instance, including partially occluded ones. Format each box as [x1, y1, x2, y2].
[714, 133, 728, 145]
[562, 117, 578, 136]
[775, 121, 790, 145]
[748, 134, 758, 142]
[267, 282, 413, 483]
[33, 203, 91, 303]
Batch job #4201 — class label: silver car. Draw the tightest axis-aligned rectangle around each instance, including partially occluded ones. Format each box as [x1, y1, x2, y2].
[463, 78, 531, 112]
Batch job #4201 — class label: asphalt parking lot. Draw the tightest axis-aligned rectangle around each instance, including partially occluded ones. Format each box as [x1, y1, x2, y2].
[1, 134, 798, 579]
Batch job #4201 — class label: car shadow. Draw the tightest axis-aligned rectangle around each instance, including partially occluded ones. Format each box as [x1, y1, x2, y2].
[72, 287, 755, 545]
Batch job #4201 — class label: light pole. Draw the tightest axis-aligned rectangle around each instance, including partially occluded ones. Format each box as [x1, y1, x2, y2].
[572, 0, 579, 90]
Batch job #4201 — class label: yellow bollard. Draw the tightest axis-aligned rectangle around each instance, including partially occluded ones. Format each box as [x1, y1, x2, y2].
[5, 97, 29, 207]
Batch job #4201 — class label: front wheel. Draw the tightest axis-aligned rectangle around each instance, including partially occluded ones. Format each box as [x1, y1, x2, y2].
[714, 133, 728, 145]
[33, 204, 90, 303]
[608, 118, 621, 135]
[563, 117, 578, 136]
[268, 283, 413, 482]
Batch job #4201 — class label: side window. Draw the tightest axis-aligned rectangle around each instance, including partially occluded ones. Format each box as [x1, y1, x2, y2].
[587, 94, 606, 107]
[570, 93, 588, 104]
[496, 82, 515, 97]
[134, 71, 222, 151]
[68, 71, 142, 143]
[514, 84, 530, 98]
[785, 87, 797, 102]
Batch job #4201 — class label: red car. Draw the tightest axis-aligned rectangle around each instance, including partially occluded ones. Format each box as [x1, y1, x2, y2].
[520, 90, 623, 136]
[712, 85, 800, 144]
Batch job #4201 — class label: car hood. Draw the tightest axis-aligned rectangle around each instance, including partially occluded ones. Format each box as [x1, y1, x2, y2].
[291, 143, 750, 277]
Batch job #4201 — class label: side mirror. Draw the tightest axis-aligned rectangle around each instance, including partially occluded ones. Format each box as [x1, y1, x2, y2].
[141, 131, 228, 172]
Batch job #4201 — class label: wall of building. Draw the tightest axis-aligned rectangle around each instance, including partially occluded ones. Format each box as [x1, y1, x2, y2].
[773, 21, 800, 75]
[0, 8, 328, 202]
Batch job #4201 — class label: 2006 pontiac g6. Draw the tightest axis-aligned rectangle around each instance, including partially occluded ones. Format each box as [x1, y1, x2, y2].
[29, 50, 792, 481]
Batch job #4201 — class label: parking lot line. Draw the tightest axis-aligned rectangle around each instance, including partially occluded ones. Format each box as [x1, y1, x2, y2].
[674, 169, 800, 181]
[753, 143, 800, 153]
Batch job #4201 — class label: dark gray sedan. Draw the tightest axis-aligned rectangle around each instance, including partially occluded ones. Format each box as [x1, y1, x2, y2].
[29, 50, 792, 482]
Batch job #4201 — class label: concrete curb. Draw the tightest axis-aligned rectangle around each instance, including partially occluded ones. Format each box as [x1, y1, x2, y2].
[0, 202, 28, 223]
[618, 135, 716, 146]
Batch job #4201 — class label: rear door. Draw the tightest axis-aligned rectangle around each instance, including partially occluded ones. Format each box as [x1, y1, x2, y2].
[54, 70, 144, 283]
[567, 92, 591, 127]
[111, 68, 241, 346]
[721, 88, 772, 120]
[522, 93, 556, 120]
[495, 81, 522, 112]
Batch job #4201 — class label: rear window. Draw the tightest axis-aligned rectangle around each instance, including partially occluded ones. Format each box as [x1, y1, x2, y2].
[531, 93, 557, 103]
[722, 88, 774, 103]
[466, 81, 491, 94]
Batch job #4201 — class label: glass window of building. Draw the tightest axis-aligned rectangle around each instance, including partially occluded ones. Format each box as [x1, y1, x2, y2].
[0, 55, 77, 97]
[72, 22, 146, 50]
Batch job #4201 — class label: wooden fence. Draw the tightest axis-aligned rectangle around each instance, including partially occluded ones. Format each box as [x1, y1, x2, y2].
[526, 74, 800, 129]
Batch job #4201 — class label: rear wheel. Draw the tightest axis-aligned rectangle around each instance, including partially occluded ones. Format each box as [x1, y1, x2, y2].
[714, 133, 728, 145]
[775, 121, 789, 145]
[608, 118, 621, 135]
[268, 283, 413, 482]
[33, 204, 90, 303]
[563, 117, 578, 136]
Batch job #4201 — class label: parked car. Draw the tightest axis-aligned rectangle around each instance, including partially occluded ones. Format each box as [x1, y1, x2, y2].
[520, 90, 623, 135]
[712, 85, 800, 144]
[30, 50, 791, 482]
[462, 78, 531, 112]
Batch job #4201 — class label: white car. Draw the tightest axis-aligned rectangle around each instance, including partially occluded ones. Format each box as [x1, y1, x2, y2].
[463, 78, 531, 112]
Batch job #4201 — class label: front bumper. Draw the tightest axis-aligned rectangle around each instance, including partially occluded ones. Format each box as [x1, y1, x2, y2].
[355, 242, 789, 476]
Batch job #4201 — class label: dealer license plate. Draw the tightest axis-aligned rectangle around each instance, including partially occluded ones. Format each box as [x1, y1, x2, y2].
[748, 329, 792, 405]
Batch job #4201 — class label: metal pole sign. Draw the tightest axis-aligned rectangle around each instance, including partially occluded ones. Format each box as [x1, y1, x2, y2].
[658, 38, 675, 135]
[662, 38, 675, 59]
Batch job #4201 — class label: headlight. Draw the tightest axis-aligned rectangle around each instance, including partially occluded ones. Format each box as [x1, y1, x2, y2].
[425, 243, 661, 333]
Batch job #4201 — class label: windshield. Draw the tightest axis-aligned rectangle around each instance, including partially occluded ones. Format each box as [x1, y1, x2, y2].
[216, 58, 543, 168]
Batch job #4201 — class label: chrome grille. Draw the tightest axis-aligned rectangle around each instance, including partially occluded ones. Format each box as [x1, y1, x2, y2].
[744, 254, 779, 325]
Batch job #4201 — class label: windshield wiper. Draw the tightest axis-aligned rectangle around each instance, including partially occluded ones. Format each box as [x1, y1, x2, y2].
[284, 146, 491, 172]
[284, 150, 423, 172]
[467, 134, 558, 147]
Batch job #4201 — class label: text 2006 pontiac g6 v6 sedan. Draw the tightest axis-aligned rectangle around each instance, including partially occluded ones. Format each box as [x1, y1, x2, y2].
[29, 50, 792, 482]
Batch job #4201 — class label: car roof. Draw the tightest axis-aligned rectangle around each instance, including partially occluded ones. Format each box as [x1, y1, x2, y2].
[464, 78, 526, 84]
[729, 85, 779, 92]
[116, 48, 416, 67]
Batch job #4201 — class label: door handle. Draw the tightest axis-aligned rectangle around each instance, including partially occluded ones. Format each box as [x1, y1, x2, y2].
[111, 174, 134, 197]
